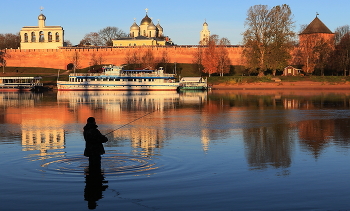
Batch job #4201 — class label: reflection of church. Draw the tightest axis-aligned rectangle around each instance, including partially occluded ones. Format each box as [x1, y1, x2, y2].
[112, 9, 173, 46]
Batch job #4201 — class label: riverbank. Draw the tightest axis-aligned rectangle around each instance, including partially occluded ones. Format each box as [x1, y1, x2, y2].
[211, 81, 350, 90]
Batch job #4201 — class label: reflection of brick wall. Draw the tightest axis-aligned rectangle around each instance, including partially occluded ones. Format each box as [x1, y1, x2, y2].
[5, 46, 244, 69]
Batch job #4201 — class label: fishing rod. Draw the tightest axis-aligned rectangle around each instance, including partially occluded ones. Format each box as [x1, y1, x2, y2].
[104, 107, 159, 136]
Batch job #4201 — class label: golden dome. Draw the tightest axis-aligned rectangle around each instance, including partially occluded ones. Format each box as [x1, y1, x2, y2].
[130, 21, 140, 30]
[147, 21, 157, 30]
[156, 21, 163, 31]
[38, 13, 46, 21]
[140, 14, 151, 25]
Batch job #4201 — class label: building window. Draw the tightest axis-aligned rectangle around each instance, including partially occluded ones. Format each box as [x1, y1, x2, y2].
[39, 31, 44, 42]
[55, 32, 59, 42]
[48, 32, 52, 42]
[24, 33, 28, 42]
[31, 32, 36, 42]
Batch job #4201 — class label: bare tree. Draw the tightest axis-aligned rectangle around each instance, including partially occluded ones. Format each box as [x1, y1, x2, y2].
[328, 33, 350, 76]
[334, 25, 350, 45]
[242, 4, 295, 74]
[217, 37, 231, 76]
[124, 48, 157, 69]
[64, 40, 72, 47]
[0, 50, 8, 73]
[192, 46, 204, 74]
[313, 38, 333, 75]
[79, 32, 103, 46]
[0, 33, 20, 49]
[124, 49, 141, 69]
[158, 50, 170, 71]
[141, 48, 156, 69]
[71, 51, 80, 72]
[99, 26, 127, 46]
[298, 24, 308, 34]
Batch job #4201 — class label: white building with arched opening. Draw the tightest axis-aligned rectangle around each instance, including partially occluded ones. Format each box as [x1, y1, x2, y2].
[20, 12, 64, 49]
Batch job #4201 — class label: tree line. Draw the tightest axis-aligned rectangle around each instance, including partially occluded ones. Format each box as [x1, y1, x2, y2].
[242, 4, 350, 76]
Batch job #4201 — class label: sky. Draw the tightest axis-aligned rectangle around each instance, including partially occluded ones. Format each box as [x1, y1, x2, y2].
[1, 0, 350, 45]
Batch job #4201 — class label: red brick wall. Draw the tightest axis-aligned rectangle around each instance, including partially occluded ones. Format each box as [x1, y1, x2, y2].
[5, 46, 245, 70]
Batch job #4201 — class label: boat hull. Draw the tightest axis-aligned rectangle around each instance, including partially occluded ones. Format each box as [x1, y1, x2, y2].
[178, 86, 207, 90]
[57, 81, 179, 91]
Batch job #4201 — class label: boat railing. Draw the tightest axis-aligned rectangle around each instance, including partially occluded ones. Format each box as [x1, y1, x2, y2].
[71, 72, 175, 77]
[33, 83, 43, 86]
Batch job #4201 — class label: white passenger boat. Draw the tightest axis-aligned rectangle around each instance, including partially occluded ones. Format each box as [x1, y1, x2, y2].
[57, 65, 179, 91]
[0, 76, 43, 91]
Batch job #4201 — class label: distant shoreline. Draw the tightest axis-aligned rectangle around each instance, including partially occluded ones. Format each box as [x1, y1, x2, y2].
[211, 81, 350, 90]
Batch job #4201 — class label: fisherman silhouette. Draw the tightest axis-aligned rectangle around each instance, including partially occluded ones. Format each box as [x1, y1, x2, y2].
[83, 117, 108, 169]
[83, 117, 109, 209]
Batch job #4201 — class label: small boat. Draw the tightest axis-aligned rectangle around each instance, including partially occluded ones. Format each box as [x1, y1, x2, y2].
[177, 77, 208, 90]
[57, 65, 179, 91]
[0, 76, 43, 91]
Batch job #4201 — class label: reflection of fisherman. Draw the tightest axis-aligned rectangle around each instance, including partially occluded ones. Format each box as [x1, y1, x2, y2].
[83, 117, 108, 169]
[84, 167, 108, 209]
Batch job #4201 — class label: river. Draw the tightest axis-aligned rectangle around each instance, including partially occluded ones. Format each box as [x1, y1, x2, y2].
[0, 90, 349, 210]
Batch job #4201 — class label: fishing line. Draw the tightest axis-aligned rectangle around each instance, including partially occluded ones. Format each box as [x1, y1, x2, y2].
[104, 107, 159, 136]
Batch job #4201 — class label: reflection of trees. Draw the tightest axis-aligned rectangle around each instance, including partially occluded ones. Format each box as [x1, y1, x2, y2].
[243, 126, 292, 170]
[298, 119, 334, 158]
[334, 118, 350, 147]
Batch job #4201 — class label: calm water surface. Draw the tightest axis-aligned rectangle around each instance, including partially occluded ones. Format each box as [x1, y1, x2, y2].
[0, 90, 349, 211]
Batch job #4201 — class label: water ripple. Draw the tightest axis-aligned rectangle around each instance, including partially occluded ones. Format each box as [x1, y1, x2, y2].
[40, 153, 159, 176]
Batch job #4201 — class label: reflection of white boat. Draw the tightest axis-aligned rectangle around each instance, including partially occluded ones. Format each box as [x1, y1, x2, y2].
[178, 77, 208, 90]
[57, 90, 207, 108]
[0, 91, 42, 107]
[57, 91, 180, 111]
[57, 65, 179, 91]
[179, 90, 207, 104]
[0, 77, 43, 91]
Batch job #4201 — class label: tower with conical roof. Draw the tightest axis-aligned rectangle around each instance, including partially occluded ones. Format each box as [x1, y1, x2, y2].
[298, 15, 334, 73]
[200, 21, 210, 45]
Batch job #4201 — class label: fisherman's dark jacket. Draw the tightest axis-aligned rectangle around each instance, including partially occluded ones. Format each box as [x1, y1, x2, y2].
[83, 123, 108, 157]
